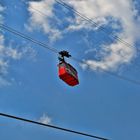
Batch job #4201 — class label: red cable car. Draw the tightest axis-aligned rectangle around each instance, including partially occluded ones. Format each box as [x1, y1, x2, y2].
[58, 51, 79, 86]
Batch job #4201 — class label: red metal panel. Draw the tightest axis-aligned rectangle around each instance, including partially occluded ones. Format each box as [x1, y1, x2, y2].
[59, 66, 65, 75]
[58, 63, 79, 86]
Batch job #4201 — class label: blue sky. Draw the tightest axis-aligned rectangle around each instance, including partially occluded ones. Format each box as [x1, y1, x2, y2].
[0, 0, 140, 140]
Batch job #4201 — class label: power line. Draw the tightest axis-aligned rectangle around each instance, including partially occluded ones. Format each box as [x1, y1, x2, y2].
[1, 23, 140, 86]
[0, 24, 59, 54]
[55, 0, 140, 52]
[0, 112, 109, 140]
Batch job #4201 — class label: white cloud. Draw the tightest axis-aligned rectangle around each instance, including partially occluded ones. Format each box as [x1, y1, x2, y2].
[20, 46, 37, 61]
[39, 114, 51, 124]
[0, 34, 23, 70]
[27, 0, 62, 42]
[0, 37, 37, 86]
[0, 5, 5, 24]
[0, 77, 11, 87]
[64, 0, 140, 71]
[0, 5, 4, 12]
[0, 4, 37, 87]
[27, 0, 140, 71]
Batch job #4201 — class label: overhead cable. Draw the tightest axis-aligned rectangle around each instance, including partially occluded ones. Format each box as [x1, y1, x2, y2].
[0, 24, 59, 54]
[0, 112, 109, 140]
[55, 0, 140, 52]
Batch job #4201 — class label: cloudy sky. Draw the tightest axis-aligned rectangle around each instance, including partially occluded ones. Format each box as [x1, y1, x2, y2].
[0, 0, 140, 140]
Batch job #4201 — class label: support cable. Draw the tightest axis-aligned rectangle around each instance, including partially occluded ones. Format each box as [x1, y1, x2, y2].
[0, 113, 109, 140]
[55, 0, 140, 52]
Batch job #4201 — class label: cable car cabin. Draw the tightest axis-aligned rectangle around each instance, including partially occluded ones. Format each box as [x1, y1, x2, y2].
[58, 62, 79, 86]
